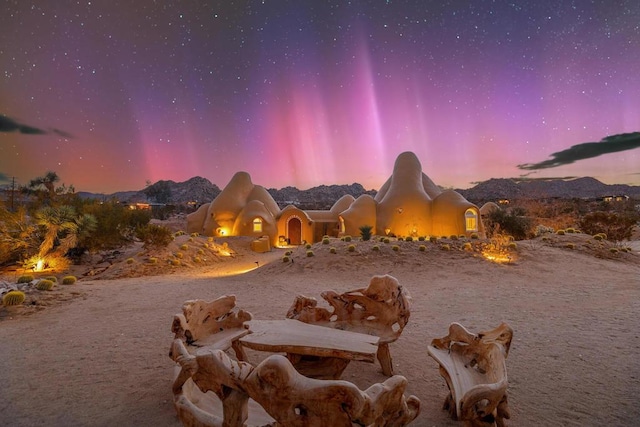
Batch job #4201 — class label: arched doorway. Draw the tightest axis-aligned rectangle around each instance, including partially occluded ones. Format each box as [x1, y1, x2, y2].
[287, 217, 302, 245]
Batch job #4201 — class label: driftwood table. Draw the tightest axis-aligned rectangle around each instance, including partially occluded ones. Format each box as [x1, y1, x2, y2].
[236, 318, 380, 379]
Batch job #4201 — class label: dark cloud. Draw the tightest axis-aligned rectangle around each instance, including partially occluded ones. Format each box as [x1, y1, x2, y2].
[0, 114, 72, 138]
[518, 132, 640, 170]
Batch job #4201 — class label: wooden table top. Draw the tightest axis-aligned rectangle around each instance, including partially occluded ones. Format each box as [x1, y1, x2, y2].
[239, 319, 380, 363]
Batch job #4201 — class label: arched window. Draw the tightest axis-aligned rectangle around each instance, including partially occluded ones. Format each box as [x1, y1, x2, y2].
[253, 218, 263, 233]
[465, 209, 478, 232]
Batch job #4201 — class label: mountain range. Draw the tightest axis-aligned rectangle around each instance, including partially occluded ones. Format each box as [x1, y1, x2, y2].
[74, 176, 640, 210]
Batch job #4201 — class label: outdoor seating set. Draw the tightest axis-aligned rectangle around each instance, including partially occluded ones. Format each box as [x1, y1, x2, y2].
[169, 275, 513, 427]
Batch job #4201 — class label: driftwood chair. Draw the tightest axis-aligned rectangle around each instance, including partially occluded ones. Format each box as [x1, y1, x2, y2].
[171, 295, 252, 355]
[169, 339, 421, 427]
[286, 274, 411, 377]
[427, 322, 513, 427]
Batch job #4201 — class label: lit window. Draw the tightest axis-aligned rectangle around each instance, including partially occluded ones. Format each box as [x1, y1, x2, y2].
[465, 209, 478, 232]
[253, 218, 263, 233]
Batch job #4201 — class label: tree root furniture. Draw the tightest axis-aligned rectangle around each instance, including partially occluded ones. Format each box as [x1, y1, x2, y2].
[236, 319, 380, 380]
[170, 294, 420, 426]
[286, 274, 410, 377]
[171, 295, 253, 356]
[427, 322, 513, 427]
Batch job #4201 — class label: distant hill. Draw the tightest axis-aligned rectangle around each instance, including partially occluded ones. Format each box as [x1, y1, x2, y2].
[457, 177, 640, 204]
[74, 176, 639, 208]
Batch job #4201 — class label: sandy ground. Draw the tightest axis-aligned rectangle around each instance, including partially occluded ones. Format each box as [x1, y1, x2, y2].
[0, 234, 639, 426]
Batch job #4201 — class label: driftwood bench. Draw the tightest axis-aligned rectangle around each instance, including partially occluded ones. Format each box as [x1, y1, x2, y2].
[427, 322, 513, 427]
[169, 295, 421, 426]
[286, 274, 410, 377]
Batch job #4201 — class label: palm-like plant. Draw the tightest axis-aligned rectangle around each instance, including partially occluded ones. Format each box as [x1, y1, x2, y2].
[34, 206, 96, 259]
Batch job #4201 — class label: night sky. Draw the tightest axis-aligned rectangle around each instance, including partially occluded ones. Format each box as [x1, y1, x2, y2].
[1, 1, 639, 194]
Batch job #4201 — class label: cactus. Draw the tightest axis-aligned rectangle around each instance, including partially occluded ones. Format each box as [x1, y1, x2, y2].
[148, 257, 158, 264]
[17, 275, 34, 284]
[441, 244, 451, 251]
[180, 244, 189, 251]
[36, 279, 55, 291]
[329, 247, 337, 254]
[62, 276, 77, 285]
[372, 245, 380, 251]
[392, 245, 399, 252]
[470, 233, 479, 239]
[322, 237, 330, 245]
[3, 290, 26, 306]
[45, 276, 58, 283]
[282, 256, 290, 263]
[347, 244, 356, 252]
[306, 250, 314, 257]
[419, 245, 426, 252]
[126, 258, 135, 264]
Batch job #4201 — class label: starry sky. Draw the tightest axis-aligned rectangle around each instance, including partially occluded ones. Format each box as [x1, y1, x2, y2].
[1, 0, 639, 194]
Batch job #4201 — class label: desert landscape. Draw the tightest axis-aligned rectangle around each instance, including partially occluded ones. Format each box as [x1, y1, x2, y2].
[1, 228, 639, 427]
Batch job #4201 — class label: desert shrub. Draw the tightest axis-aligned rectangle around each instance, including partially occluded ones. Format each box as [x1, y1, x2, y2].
[484, 208, 533, 240]
[343, 235, 352, 242]
[535, 225, 555, 236]
[306, 250, 314, 257]
[372, 245, 380, 251]
[136, 223, 173, 248]
[62, 275, 77, 285]
[148, 257, 158, 264]
[35, 279, 54, 291]
[347, 244, 356, 252]
[305, 243, 312, 249]
[180, 244, 189, 251]
[2, 290, 26, 306]
[322, 237, 330, 244]
[45, 276, 57, 283]
[470, 233, 479, 239]
[359, 225, 373, 241]
[579, 211, 640, 242]
[418, 236, 426, 241]
[17, 275, 35, 283]
[556, 229, 566, 235]
[429, 236, 438, 243]
[282, 256, 290, 262]
[419, 245, 426, 252]
[79, 200, 150, 251]
[441, 244, 451, 251]
[463, 242, 473, 251]
[329, 247, 337, 254]
[392, 245, 399, 252]
[126, 258, 135, 264]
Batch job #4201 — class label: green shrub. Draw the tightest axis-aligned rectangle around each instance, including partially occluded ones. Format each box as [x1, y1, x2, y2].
[2, 290, 26, 306]
[136, 224, 173, 248]
[322, 237, 330, 244]
[180, 244, 189, 251]
[329, 247, 337, 254]
[17, 275, 34, 284]
[392, 245, 399, 252]
[35, 279, 54, 291]
[372, 245, 380, 251]
[359, 225, 373, 241]
[485, 208, 533, 240]
[347, 244, 356, 252]
[282, 256, 290, 262]
[306, 250, 314, 257]
[62, 275, 77, 285]
[418, 245, 426, 252]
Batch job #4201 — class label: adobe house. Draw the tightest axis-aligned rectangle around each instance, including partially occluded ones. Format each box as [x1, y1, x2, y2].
[186, 152, 484, 246]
